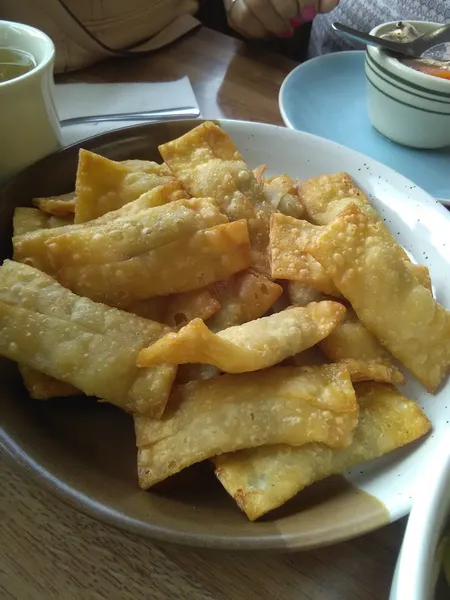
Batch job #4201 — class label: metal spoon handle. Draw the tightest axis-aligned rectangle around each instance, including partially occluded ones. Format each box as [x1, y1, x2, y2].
[332, 22, 415, 56]
[60, 106, 200, 127]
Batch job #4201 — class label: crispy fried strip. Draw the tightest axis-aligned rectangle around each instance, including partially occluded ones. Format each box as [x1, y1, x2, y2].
[214, 382, 431, 520]
[308, 204, 450, 391]
[75, 149, 176, 223]
[270, 213, 340, 295]
[263, 175, 304, 219]
[297, 172, 431, 289]
[33, 192, 76, 216]
[319, 308, 404, 385]
[0, 261, 175, 416]
[164, 288, 221, 328]
[14, 182, 186, 273]
[159, 121, 273, 273]
[207, 271, 283, 331]
[44, 198, 227, 269]
[58, 220, 252, 308]
[18, 365, 80, 400]
[135, 364, 358, 488]
[13, 207, 72, 238]
[137, 302, 346, 373]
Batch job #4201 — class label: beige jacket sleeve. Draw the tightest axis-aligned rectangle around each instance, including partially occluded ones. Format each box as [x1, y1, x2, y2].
[2, 0, 200, 73]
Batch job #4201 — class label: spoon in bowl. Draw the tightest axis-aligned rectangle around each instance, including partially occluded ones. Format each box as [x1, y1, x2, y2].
[332, 22, 450, 60]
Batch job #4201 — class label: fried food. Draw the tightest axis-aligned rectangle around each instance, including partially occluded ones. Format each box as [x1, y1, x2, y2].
[33, 192, 76, 216]
[164, 288, 220, 328]
[137, 302, 346, 373]
[18, 365, 80, 399]
[74, 149, 176, 223]
[207, 270, 282, 331]
[297, 172, 431, 289]
[263, 175, 304, 219]
[269, 213, 339, 295]
[13, 207, 72, 238]
[57, 220, 252, 307]
[159, 121, 273, 273]
[136, 364, 358, 488]
[308, 203, 450, 391]
[0, 260, 176, 416]
[214, 382, 430, 520]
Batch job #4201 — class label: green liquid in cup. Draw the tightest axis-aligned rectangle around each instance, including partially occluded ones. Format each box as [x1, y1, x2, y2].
[0, 47, 36, 83]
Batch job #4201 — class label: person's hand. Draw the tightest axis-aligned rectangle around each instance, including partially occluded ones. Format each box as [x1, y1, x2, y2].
[225, 0, 338, 40]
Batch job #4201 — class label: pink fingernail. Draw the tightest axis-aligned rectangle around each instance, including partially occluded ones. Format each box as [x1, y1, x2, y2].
[301, 5, 317, 22]
[289, 15, 303, 28]
[280, 29, 294, 38]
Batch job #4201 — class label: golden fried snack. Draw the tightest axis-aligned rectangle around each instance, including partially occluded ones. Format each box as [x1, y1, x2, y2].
[19, 365, 80, 400]
[214, 382, 430, 520]
[74, 149, 176, 223]
[309, 204, 450, 391]
[159, 121, 273, 273]
[207, 271, 283, 331]
[0, 261, 176, 416]
[13, 207, 72, 238]
[287, 281, 328, 306]
[32, 192, 76, 216]
[121, 159, 171, 175]
[263, 175, 304, 219]
[164, 288, 221, 328]
[58, 220, 252, 308]
[319, 308, 404, 385]
[137, 302, 346, 373]
[44, 198, 227, 269]
[297, 172, 431, 289]
[270, 213, 339, 295]
[14, 182, 186, 273]
[135, 364, 358, 488]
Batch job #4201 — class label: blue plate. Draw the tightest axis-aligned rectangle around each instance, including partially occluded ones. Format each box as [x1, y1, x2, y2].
[279, 51, 450, 205]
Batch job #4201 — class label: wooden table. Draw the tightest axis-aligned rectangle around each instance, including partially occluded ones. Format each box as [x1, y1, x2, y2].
[0, 26, 405, 600]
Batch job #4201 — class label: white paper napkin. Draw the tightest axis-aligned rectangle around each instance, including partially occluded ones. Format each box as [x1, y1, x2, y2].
[55, 77, 200, 147]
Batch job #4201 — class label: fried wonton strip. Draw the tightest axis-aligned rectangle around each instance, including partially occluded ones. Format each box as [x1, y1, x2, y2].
[135, 364, 358, 488]
[45, 198, 228, 269]
[14, 182, 186, 272]
[263, 175, 305, 219]
[0, 260, 175, 416]
[137, 302, 346, 373]
[33, 192, 76, 216]
[287, 282, 327, 306]
[270, 213, 340, 296]
[319, 308, 404, 385]
[164, 288, 220, 328]
[297, 172, 430, 287]
[207, 271, 283, 331]
[213, 382, 430, 520]
[75, 149, 177, 223]
[309, 204, 450, 392]
[58, 220, 252, 307]
[120, 159, 171, 175]
[159, 121, 273, 273]
[13, 208, 72, 238]
[19, 365, 80, 400]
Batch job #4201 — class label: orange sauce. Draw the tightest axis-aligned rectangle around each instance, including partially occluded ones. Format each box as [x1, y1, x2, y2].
[402, 58, 450, 81]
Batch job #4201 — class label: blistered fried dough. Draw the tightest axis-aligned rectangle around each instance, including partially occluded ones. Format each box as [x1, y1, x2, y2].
[270, 214, 339, 296]
[58, 220, 252, 307]
[319, 308, 404, 385]
[207, 271, 283, 331]
[19, 365, 80, 400]
[287, 282, 327, 306]
[263, 175, 304, 219]
[159, 121, 272, 272]
[120, 159, 171, 175]
[164, 288, 220, 328]
[0, 261, 176, 416]
[297, 172, 430, 288]
[137, 302, 346, 373]
[13, 207, 72, 237]
[74, 149, 176, 223]
[135, 364, 359, 488]
[33, 192, 76, 216]
[214, 382, 430, 520]
[309, 204, 450, 391]
[45, 199, 227, 269]
[14, 182, 186, 273]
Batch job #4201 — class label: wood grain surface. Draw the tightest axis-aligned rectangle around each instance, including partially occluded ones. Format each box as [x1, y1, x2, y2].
[1, 27, 404, 600]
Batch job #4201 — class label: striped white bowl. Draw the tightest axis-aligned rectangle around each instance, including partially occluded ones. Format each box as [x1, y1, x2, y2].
[366, 21, 450, 149]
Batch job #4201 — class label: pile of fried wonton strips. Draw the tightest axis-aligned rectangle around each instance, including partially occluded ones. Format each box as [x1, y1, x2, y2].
[4, 121, 448, 521]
